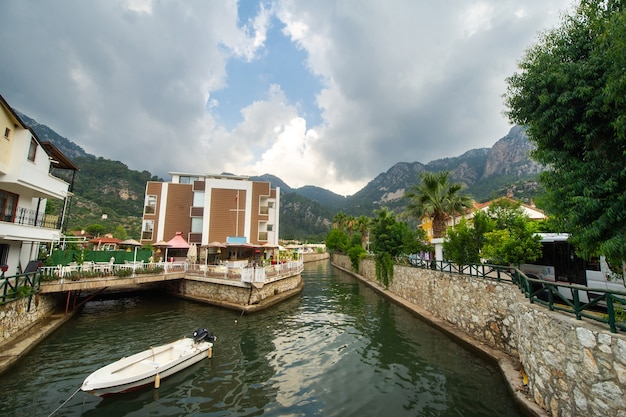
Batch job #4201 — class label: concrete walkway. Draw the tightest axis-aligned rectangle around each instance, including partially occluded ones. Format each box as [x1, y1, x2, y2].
[0, 312, 75, 374]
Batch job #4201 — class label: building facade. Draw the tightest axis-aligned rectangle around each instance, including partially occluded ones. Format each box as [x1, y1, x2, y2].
[0, 95, 78, 275]
[141, 173, 280, 247]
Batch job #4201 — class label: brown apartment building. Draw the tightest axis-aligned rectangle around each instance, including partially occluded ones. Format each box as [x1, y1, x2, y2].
[140, 173, 280, 247]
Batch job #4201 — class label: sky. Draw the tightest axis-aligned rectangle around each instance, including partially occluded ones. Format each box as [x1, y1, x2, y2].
[0, 0, 575, 196]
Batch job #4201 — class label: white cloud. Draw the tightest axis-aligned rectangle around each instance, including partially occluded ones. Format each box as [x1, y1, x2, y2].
[0, 0, 575, 197]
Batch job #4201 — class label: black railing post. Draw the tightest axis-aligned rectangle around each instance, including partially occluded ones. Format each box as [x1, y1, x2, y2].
[1, 266, 7, 303]
[573, 290, 581, 320]
[547, 284, 555, 311]
[606, 296, 616, 333]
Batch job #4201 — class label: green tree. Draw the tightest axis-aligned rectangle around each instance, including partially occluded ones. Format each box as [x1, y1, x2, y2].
[369, 208, 420, 287]
[481, 200, 542, 266]
[443, 200, 542, 266]
[354, 215, 371, 249]
[505, 0, 626, 266]
[113, 225, 128, 240]
[443, 213, 493, 265]
[404, 171, 474, 239]
[325, 228, 349, 253]
[333, 211, 348, 232]
[86, 223, 106, 236]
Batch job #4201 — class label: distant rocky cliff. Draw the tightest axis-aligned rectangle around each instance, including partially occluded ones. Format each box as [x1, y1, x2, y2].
[344, 126, 546, 214]
[483, 125, 543, 178]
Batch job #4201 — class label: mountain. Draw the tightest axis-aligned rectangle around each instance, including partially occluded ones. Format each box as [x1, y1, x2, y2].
[19, 109, 544, 240]
[343, 126, 544, 215]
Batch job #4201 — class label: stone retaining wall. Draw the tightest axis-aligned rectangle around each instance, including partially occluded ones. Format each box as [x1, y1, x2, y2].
[303, 252, 330, 263]
[333, 254, 626, 417]
[0, 294, 59, 345]
[175, 275, 302, 310]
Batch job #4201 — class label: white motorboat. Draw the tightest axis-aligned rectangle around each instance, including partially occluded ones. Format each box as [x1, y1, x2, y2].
[81, 328, 216, 397]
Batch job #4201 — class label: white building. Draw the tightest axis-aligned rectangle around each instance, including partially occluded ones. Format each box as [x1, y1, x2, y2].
[0, 95, 78, 275]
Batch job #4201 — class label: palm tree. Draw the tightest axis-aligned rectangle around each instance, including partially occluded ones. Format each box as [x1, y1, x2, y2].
[404, 171, 474, 239]
[345, 215, 356, 237]
[333, 212, 348, 232]
[355, 215, 370, 249]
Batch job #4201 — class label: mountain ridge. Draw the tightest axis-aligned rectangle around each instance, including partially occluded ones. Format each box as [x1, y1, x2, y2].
[17, 108, 544, 240]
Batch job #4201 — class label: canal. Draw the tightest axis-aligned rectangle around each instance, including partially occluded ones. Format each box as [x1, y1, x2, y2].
[0, 260, 523, 417]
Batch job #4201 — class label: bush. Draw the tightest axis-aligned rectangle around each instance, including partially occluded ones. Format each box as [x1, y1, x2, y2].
[347, 245, 366, 272]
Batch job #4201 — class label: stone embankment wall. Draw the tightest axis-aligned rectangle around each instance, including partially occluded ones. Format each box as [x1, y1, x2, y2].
[0, 294, 58, 345]
[303, 252, 330, 263]
[175, 275, 302, 310]
[333, 254, 626, 417]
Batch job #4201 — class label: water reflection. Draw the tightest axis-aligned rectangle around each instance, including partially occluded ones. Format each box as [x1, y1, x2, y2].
[0, 260, 521, 417]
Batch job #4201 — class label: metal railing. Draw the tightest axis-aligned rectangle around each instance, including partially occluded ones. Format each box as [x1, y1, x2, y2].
[39, 261, 187, 280]
[400, 256, 626, 333]
[1, 270, 41, 310]
[2, 207, 61, 229]
[186, 259, 304, 283]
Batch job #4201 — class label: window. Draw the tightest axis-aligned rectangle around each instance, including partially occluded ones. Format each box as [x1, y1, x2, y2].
[268, 201, 274, 208]
[193, 192, 205, 207]
[179, 176, 199, 184]
[0, 190, 18, 222]
[267, 224, 273, 232]
[28, 137, 37, 161]
[141, 220, 154, 240]
[3, 128, 10, 139]
[191, 217, 203, 233]
[144, 195, 157, 214]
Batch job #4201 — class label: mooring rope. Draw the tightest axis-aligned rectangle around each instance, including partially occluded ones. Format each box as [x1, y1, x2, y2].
[47, 386, 81, 417]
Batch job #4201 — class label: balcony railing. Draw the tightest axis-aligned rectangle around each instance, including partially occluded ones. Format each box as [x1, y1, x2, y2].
[2, 207, 61, 229]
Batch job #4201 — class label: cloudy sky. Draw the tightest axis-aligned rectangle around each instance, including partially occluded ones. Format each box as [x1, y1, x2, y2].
[1, 0, 574, 196]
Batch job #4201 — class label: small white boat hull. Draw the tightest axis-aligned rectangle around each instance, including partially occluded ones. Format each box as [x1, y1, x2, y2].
[81, 337, 213, 397]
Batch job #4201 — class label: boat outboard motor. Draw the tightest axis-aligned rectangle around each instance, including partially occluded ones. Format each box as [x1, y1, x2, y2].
[193, 327, 217, 343]
[193, 328, 209, 343]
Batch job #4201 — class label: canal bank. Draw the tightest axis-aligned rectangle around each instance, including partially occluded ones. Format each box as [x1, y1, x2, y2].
[330, 259, 546, 417]
[332, 254, 626, 417]
[0, 309, 75, 375]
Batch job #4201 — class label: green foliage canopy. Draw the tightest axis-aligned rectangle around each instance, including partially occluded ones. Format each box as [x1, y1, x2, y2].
[325, 228, 349, 253]
[444, 199, 542, 266]
[404, 171, 474, 238]
[369, 208, 425, 287]
[505, 0, 626, 263]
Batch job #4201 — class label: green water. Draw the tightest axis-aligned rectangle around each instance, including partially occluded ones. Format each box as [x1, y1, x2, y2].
[0, 260, 522, 416]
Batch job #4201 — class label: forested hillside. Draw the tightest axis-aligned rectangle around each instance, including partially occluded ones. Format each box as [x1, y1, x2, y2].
[22, 110, 545, 241]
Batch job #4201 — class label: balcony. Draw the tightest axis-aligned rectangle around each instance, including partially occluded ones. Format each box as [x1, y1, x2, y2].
[2, 206, 61, 229]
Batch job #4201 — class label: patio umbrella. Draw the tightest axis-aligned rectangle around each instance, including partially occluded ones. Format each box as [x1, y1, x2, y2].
[120, 239, 142, 271]
[153, 240, 171, 262]
[206, 241, 225, 247]
[187, 243, 198, 264]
